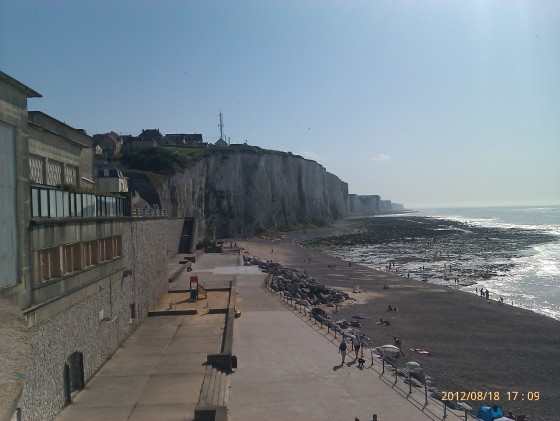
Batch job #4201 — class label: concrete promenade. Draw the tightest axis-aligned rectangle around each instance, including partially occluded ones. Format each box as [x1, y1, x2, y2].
[229, 266, 454, 421]
[53, 253, 237, 421]
[54, 251, 463, 421]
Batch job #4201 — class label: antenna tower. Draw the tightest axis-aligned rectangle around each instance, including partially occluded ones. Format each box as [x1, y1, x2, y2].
[218, 111, 224, 140]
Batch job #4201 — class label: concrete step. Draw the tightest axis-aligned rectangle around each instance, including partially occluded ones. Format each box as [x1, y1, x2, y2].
[199, 364, 228, 407]
[217, 369, 229, 406]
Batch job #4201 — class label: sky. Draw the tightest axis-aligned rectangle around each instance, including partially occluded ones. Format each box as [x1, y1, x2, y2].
[1, 0, 559, 209]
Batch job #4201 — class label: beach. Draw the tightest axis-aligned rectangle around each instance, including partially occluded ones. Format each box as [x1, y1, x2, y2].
[236, 220, 560, 421]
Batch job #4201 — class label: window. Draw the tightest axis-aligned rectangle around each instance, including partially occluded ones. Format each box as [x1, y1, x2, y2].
[62, 243, 82, 275]
[29, 154, 45, 184]
[113, 236, 123, 257]
[46, 159, 62, 186]
[82, 240, 98, 267]
[99, 238, 107, 262]
[32, 188, 40, 217]
[30, 187, 126, 219]
[64, 164, 78, 186]
[38, 247, 61, 282]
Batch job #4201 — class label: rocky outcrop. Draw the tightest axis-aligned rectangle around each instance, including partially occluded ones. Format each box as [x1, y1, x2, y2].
[243, 255, 349, 308]
[129, 149, 348, 243]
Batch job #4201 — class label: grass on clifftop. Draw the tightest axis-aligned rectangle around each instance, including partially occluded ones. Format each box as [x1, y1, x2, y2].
[119, 145, 310, 175]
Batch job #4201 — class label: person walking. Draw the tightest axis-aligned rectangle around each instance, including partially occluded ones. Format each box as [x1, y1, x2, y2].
[339, 339, 347, 365]
[352, 334, 361, 360]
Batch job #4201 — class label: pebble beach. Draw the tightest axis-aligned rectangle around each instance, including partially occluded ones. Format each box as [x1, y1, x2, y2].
[236, 220, 560, 421]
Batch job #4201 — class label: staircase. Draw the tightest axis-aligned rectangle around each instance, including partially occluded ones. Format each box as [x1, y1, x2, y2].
[178, 218, 195, 253]
[194, 364, 229, 421]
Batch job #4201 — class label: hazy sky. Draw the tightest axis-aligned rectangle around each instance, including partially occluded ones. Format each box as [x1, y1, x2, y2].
[1, 0, 559, 208]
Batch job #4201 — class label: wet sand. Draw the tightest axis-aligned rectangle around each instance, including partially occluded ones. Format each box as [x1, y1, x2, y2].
[235, 221, 560, 421]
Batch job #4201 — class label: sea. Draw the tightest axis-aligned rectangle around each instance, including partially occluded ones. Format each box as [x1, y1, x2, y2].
[335, 206, 560, 321]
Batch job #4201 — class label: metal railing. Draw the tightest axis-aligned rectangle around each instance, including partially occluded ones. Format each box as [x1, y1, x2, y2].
[131, 207, 167, 217]
[267, 285, 477, 421]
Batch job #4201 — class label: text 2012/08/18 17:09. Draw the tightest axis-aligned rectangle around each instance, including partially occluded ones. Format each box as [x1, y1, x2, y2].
[441, 391, 541, 402]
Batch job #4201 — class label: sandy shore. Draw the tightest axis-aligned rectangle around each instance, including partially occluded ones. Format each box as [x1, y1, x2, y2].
[234, 221, 560, 421]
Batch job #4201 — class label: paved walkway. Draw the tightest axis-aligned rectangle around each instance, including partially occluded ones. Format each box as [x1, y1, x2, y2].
[229, 268, 454, 421]
[54, 253, 240, 421]
[54, 252, 465, 421]
[55, 313, 223, 421]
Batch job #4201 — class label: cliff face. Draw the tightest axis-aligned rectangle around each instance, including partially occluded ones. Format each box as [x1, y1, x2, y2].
[347, 194, 381, 214]
[135, 150, 348, 242]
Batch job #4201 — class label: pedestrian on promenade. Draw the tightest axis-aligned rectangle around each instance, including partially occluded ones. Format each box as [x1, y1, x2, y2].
[352, 334, 361, 360]
[339, 339, 347, 365]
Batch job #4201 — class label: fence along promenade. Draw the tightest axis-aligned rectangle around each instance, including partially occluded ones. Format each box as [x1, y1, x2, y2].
[263, 274, 477, 421]
[131, 206, 167, 217]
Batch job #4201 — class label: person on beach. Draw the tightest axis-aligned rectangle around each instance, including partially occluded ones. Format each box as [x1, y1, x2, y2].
[339, 339, 347, 365]
[394, 337, 405, 356]
[352, 334, 361, 359]
[369, 414, 380, 421]
[485, 289, 490, 299]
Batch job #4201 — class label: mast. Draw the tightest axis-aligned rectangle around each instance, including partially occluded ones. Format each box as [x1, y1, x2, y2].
[218, 111, 224, 141]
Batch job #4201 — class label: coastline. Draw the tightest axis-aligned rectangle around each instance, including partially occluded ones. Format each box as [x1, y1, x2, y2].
[236, 220, 560, 421]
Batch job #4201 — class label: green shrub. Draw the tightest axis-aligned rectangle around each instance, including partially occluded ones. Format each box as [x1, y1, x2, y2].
[121, 148, 188, 174]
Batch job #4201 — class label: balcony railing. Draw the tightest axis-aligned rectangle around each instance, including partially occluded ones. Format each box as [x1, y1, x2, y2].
[131, 207, 167, 217]
[31, 185, 129, 219]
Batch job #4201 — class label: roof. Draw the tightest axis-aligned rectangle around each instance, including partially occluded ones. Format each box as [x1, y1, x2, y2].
[28, 111, 91, 148]
[94, 161, 125, 178]
[165, 133, 203, 141]
[138, 129, 163, 141]
[0, 71, 42, 98]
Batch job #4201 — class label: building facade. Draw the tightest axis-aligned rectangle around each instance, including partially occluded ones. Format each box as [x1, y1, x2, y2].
[0, 71, 170, 421]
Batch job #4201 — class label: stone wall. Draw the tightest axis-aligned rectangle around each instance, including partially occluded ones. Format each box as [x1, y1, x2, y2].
[18, 218, 169, 421]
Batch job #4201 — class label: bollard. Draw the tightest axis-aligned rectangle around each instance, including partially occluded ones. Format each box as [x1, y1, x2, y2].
[464, 410, 467, 421]
[382, 358, 385, 374]
[408, 374, 412, 394]
[424, 384, 428, 406]
[443, 402, 447, 419]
